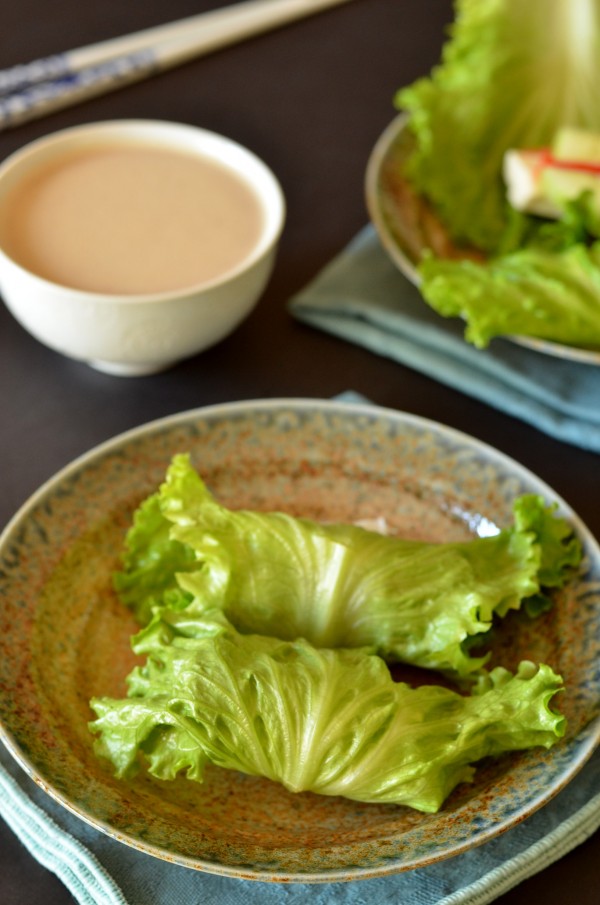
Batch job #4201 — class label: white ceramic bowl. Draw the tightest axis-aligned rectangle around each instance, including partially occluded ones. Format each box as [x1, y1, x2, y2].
[0, 120, 285, 376]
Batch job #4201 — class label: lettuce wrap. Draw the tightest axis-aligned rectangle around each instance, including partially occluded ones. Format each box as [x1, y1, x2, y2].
[90, 607, 565, 813]
[114, 454, 582, 678]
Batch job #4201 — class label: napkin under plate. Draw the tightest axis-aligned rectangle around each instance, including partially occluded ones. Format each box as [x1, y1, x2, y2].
[1, 734, 599, 905]
[289, 226, 600, 454]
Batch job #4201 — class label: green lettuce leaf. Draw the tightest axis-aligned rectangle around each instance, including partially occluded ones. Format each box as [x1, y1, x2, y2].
[89, 609, 565, 813]
[112, 491, 195, 624]
[419, 242, 600, 349]
[114, 455, 582, 677]
[396, 0, 600, 254]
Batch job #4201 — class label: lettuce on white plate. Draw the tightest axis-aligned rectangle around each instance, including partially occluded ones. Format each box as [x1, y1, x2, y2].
[395, 0, 600, 348]
[397, 0, 600, 255]
[89, 609, 565, 813]
[114, 455, 582, 678]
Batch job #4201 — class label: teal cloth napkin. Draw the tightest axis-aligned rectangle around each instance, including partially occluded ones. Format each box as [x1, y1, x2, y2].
[289, 226, 600, 454]
[1, 728, 599, 905]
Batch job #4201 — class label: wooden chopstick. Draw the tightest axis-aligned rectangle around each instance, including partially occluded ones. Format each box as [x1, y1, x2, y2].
[0, 0, 355, 131]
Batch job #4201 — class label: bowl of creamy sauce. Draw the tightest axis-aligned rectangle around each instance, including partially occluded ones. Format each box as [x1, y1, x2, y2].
[0, 120, 285, 375]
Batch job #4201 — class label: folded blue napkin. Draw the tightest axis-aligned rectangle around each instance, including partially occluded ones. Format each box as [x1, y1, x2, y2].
[1, 737, 599, 905]
[289, 226, 600, 454]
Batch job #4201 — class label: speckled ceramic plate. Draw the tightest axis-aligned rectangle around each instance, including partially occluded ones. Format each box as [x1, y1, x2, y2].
[365, 114, 600, 366]
[0, 398, 599, 882]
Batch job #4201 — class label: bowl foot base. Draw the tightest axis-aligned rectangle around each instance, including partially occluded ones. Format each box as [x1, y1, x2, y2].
[88, 358, 176, 377]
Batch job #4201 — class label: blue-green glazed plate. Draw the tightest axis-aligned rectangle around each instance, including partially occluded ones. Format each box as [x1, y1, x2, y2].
[0, 398, 598, 881]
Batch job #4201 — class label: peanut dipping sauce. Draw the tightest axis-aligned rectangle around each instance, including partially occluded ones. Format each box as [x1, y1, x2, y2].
[0, 143, 264, 295]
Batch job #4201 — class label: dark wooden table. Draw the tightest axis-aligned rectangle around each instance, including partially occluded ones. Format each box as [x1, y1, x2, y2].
[1, 2, 598, 903]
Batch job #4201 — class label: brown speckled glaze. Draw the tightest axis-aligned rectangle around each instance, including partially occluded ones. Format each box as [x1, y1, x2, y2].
[0, 399, 598, 882]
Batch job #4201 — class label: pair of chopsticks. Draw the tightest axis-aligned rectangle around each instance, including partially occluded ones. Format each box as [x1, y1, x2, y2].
[0, 0, 355, 132]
